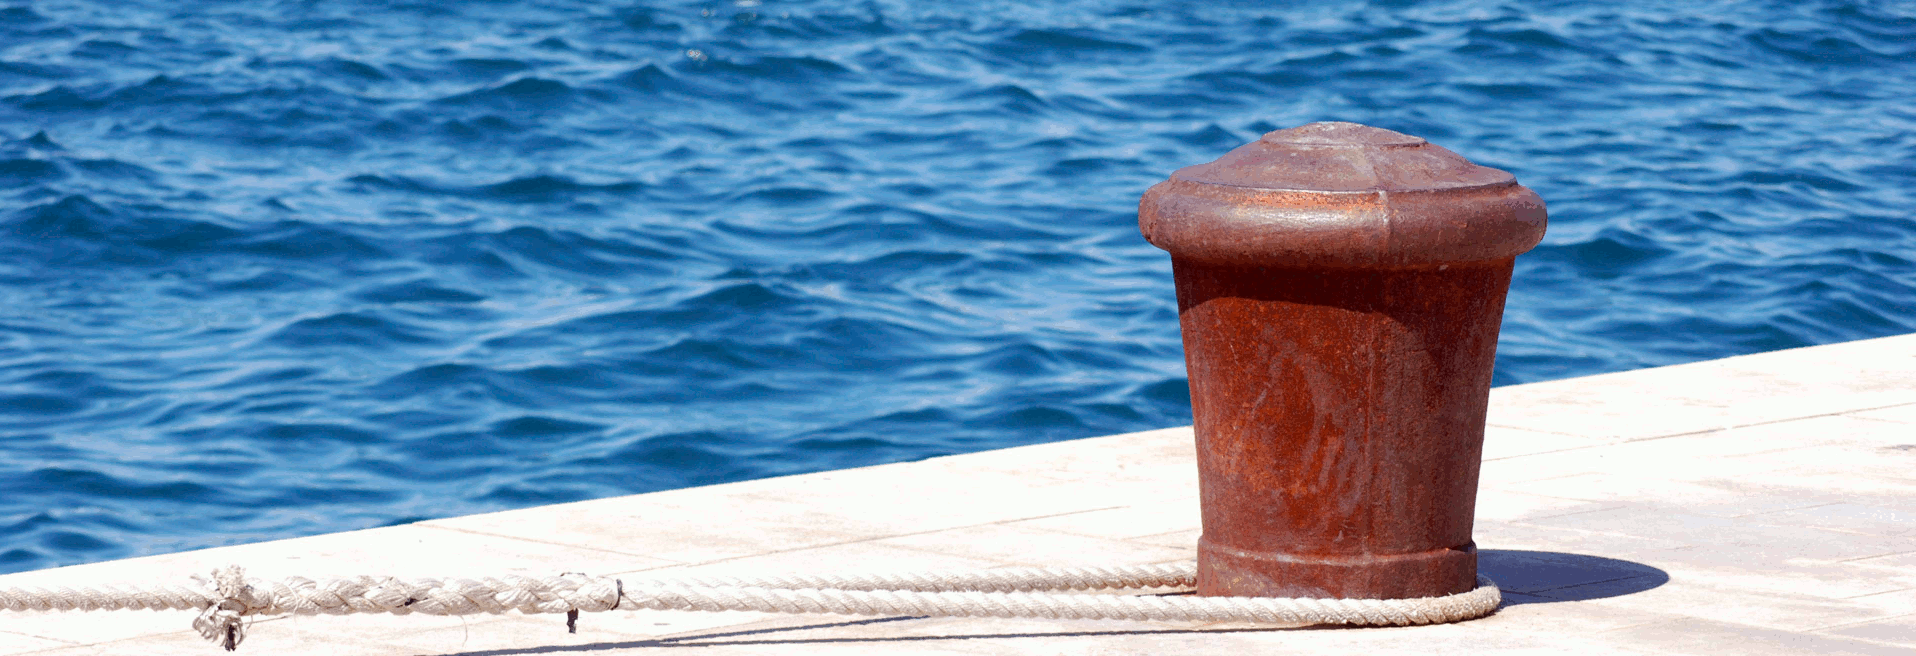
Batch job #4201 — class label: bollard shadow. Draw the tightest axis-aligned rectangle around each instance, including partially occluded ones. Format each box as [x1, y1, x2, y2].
[1478, 549, 1668, 605]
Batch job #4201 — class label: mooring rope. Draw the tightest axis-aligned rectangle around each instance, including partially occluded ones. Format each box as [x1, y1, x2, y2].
[0, 562, 1500, 651]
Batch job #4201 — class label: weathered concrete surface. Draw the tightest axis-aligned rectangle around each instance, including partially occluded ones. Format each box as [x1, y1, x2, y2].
[2, 333, 1913, 655]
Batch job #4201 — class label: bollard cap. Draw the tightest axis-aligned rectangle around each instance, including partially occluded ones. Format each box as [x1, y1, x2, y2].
[1139, 122, 1547, 269]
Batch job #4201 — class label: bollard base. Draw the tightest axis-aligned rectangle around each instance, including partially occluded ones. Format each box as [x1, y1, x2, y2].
[1197, 538, 1477, 600]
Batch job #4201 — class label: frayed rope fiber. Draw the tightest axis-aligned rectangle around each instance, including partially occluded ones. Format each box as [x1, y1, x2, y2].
[0, 562, 1500, 651]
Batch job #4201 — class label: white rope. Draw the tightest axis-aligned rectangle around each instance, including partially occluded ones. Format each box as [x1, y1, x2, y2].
[0, 563, 1500, 651]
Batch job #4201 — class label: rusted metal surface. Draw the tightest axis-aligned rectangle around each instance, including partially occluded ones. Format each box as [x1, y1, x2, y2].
[1139, 122, 1547, 600]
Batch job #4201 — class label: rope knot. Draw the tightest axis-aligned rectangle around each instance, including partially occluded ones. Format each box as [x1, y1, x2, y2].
[191, 566, 263, 652]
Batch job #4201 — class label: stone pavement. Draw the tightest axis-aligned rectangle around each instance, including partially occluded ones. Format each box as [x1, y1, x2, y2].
[1, 333, 1912, 655]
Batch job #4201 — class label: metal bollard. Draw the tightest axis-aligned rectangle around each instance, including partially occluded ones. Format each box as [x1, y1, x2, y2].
[1139, 122, 1547, 600]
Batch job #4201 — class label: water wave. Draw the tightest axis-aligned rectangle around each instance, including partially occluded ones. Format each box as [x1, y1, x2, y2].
[0, 0, 1911, 573]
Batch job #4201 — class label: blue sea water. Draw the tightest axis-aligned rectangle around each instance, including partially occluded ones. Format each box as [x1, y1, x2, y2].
[1, 0, 1912, 574]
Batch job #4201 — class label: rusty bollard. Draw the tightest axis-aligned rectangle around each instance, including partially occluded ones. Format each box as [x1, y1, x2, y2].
[1139, 122, 1547, 600]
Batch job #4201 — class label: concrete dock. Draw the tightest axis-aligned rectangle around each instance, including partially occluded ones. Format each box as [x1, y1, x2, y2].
[1, 333, 1912, 655]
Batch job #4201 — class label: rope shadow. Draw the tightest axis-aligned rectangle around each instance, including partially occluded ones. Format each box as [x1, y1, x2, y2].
[419, 615, 1315, 656]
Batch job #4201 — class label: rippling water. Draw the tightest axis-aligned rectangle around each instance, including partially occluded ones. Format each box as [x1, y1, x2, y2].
[1, 0, 1912, 573]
